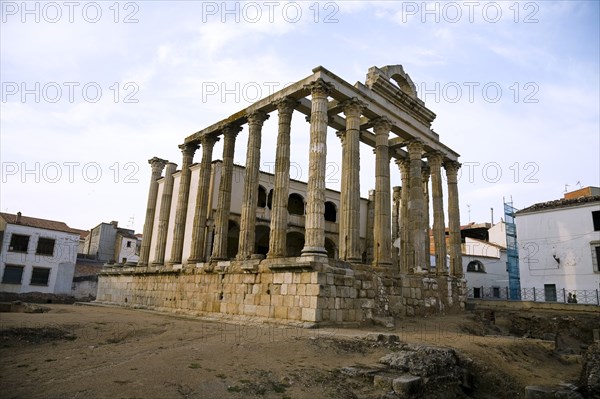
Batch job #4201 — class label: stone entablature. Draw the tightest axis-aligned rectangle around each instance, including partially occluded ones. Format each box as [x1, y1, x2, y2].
[97, 65, 465, 324]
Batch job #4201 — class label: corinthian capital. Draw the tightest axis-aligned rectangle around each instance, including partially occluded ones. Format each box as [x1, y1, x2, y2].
[342, 97, 366, 117]
[246, 110, 270, 126]
[304, 79, 333, 98]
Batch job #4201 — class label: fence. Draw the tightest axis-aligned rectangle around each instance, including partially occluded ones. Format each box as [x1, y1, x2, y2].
[467, 286, 600, 306]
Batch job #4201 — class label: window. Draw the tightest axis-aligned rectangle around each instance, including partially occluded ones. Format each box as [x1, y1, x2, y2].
[591, 241, 600, 273]
[30, 267, 50, 286]
[492, 287, 500, 298]
[467, 260, 486, 273]
[544, 284, 557, 302]
[36, 237, 55, 256]
[257, 185, 267, 208]
[324, 201, 337, 222]
[288, 193, 305, 215]
[593, 211, 600, 231]
[9, 234, 29, 252]
[267, 189, 273, 210]
[126, 241, 132, 248]
[473, 287, 481, 298]
[2, 265, 24, 284]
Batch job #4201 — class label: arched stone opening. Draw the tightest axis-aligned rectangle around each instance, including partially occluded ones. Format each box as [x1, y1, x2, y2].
[226, 220, 240, 259]
[325, 237, 337, 259]
[288, 193, 305, 215]
[267, 189, 273, 210]
[324, 201, 337, 222]
[286, 232, 304, 257]
[255, 225, 270, 256]
[257, 185, 267, 208]
[467, 260, 486, 273]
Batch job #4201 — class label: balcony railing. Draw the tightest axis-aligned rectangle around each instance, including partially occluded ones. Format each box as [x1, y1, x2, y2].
[467, 286, 600, 306]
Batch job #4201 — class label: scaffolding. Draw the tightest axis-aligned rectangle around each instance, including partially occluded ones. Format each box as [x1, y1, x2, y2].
[504, 200, 521, 300]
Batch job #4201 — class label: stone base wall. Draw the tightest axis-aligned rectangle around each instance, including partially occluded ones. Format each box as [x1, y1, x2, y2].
[96, 259, 466, 326]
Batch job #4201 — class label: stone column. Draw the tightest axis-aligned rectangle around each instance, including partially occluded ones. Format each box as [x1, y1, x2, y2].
[422, 166, 431, 271]
[152, 162, 177, 265]
[138, 157, 168, 266]
[428, 152, 447, 275]
[188, 134, 219, 263]
[365, 189, 375, 263]
[168, 143, 198, 265]
[392, 186, 401, 268]
[211, 125, 242, 260]
[372, 117, 393, 267]
[338, 98, 364, 262]
[237, 111, 269, 260]
[268, 98, 297, 258]
[445, 160, 462, 276]
[396, 159, 410, 273]
[407, 140, 425, 272]
[301, 79, 331, 258]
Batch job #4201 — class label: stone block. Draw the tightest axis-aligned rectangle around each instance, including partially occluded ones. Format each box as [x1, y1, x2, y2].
[373, 374, 393, 390]
[306, 284, 321, 296]
[284, 272, 293, 284]
[288, 306, 301, 320]
[256, 305, 270, 318]
[297, 284, 306, 296]
[259, 294, 271, 306]
[280, 284, 287, 295]
[274, 306, 288, 319]
[392, 375, 423, 396]
[288, 284, 297, 295]
[302, 307, 317, 321]
[271, 295, 283, 307]
[300, 273, 312, 284]
[524, 386, 556, 399]
[326, 274, 334, 285]
[273, 273, 284, 284]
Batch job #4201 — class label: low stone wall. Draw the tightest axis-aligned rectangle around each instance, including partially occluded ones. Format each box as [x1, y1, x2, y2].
[96, 259, 466, 326]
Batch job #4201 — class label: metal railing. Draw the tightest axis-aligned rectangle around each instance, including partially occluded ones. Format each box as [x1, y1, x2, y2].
[467, 286, 600, 306]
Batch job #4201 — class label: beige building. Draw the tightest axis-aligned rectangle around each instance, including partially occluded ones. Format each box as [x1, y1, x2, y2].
[98, 65, 465, 324]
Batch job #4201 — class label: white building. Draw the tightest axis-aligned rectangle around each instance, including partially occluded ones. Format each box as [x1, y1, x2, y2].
[82, 221, 140, 264]
[0, 212, 79, 294]
[515, 187, 600, 302]
[458, 222, 509, 298]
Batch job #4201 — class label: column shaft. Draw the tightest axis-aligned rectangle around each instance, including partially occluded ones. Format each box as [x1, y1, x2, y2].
[339, 98, 364, 261]
[268, 99, 297, 258]
[138, 157, 168, 266]
[422, 166, 431, 271]
[301, 79, 331, 258]
[168, 143, 197, 265]
[445, 161, 463, 276]
[238, 111, 269, 260]
[407, 140, 425, 272]
[211, 125, 241, 260]
[152, 162, 177, 265]
[397, 159, 410, 273]
[428, 152, 447, 275]
[373, 117, 392, 266]
[188, 135, 218, 263]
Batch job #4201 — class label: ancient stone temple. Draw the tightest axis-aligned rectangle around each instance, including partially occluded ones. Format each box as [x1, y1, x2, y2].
[97, 65, 466, 325]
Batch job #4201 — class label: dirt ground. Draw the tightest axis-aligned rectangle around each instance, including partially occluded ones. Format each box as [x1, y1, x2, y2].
[0, 303, 594, 399]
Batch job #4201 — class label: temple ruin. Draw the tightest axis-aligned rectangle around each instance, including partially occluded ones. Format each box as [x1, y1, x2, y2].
[97, 65, 466, 325]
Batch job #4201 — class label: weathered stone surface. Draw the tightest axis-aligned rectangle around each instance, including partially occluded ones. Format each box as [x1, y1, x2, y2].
[525, 385, 556, 398]
[380, 344, 460, 379]
[579, 342, 600, 399]
[392, 374, 423, 397]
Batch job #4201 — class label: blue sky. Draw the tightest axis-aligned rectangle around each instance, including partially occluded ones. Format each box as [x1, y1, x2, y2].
[1, 1, 599, 231]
